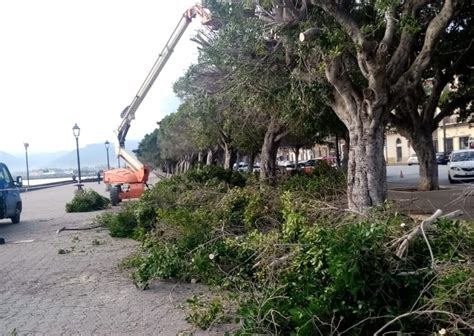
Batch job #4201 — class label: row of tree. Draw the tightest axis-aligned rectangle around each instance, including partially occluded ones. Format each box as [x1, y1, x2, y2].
[137, 0, 472, 212]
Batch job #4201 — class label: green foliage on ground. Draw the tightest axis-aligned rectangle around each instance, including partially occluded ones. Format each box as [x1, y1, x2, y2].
[280, 161, 346, 196]
[185, 165, 247, 187]
[185, 294, 232, 330]
[97, 168, 473, 335]
[65, 189, 110, 213]
[97, 202, 140, 238]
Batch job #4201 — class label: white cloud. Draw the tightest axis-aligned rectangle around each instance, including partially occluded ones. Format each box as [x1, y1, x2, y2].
[0, 0, 200, 154]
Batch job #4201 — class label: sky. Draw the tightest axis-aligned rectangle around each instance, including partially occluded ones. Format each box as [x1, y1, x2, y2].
[0, 0, 201, 155]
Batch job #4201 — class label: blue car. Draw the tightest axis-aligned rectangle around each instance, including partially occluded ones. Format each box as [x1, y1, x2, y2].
[0, 162, 23, 224]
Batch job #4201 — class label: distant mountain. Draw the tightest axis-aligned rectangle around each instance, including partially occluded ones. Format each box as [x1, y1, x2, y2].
[1, 140, 140, 172]
[0, 151, 23, 171]
[48, 140, 140, 169]
[29, 151, 69, 168]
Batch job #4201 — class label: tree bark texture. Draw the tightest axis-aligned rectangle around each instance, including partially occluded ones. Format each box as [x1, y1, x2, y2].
[260, 117, 285, 185]
[347, 122, 387, 212]
[410, 131, 439, 191]
[293, 146, 300, 169]
[342, 133, 350, 169]
[391, 86, 442, 191]
[206, 149, 214, 166]
[247, 153, 256, 174]
[223, 143, 236, 170]
[326, 57, 389, 212]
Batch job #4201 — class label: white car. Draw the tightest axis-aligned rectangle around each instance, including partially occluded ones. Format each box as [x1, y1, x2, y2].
[233, 162, 248, 172]
[447, 149, 474, 183]
[407, 154, 418, 165]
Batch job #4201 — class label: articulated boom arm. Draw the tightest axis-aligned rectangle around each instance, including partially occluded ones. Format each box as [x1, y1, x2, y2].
[105, 4, 213, 204]
[116, 4, 212, 148]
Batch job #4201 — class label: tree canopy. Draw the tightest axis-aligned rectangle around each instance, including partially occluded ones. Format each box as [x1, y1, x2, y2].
[137, 0, 471, 212]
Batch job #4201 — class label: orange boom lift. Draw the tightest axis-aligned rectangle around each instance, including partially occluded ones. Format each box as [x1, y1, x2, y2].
[104, 4, 213, 205]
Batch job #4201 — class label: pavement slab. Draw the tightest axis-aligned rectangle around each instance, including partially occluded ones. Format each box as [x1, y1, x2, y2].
[0, 182, 221, 335]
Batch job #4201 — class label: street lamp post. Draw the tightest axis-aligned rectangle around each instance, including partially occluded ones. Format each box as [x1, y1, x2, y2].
[72, 123, 82, 190]
[105, 140, 111, 170]
[23, 143, 30, 187]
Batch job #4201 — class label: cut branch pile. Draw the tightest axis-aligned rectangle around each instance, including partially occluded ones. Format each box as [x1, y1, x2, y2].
[392, 209, 463, 263]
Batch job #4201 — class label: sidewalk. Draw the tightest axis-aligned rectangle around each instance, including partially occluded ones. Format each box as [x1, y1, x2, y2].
[389, 186, 474, 220]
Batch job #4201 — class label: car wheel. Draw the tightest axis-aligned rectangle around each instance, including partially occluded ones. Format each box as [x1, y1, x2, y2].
[10, 202, 21, 224]
[408, 163, 412, 166]
[110, 186, 121, 206]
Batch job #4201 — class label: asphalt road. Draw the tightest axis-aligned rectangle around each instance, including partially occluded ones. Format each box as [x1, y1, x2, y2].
[386, 165, 474, 219]
[0, 182, 219, 335]
[386, 164, 473, 188]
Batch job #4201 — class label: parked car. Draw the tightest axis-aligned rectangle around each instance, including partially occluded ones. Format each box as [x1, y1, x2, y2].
[0, 162, 23, 223]
[301, 159, 318, 174]
[301, 158, 336, 174]
[407, 154, 418, 165]
[321, 156, 338, 168]
[233, 162, 248, 172]
[447, 149, 474, 183]
[436, 152, 450, 165]
[279, 161, 303, 172]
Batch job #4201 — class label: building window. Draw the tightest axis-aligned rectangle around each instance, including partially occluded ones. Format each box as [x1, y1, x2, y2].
[433, 139, 438, 152]
[459, 136, 469, 150]
[396, 138, 402, 162]
[445, 138, 454, 153]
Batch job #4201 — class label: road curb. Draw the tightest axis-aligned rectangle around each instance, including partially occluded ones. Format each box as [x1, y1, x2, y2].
[20, 177, 100, 193]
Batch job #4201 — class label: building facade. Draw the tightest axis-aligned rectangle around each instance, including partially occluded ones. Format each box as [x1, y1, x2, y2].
[385, 117, 474, 164]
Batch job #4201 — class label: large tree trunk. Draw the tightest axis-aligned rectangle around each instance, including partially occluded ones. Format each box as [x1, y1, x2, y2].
[247, 153, 256, 174]
[177, 161, 184, 174]
[223, 143, 236, 170]
[260, 118, 285, 185]
[325, 57, 389, 212]
[293, 146, 300, 169]
[391, 89, 441, 191]
[407, 130, 439, 191]
[197, 151, 204, 170]
[347, 124, 387, 212]
[184, 153, 196, 172]
[206, 149, 214, 166]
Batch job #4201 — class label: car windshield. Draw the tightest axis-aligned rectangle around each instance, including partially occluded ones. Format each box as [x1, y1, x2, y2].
[451, 151, 474, 162]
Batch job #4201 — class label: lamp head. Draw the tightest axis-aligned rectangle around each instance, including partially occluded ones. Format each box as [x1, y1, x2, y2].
[72, 123, 80, 138]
